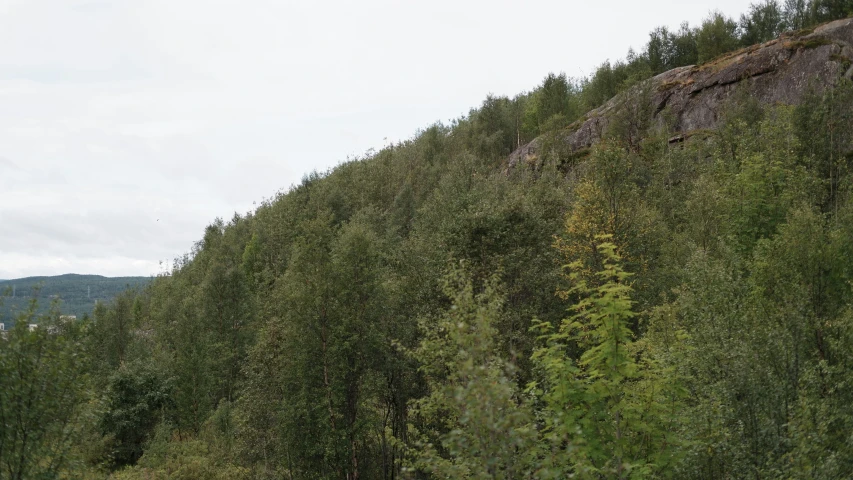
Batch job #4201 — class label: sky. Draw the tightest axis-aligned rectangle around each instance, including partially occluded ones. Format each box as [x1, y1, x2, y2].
[0, 0, 755, 279]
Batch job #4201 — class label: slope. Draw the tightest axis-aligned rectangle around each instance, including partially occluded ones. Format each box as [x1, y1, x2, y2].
[510, 17, 853, 167]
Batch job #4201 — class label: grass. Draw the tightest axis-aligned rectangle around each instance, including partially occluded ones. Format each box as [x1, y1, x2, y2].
[830, 53, 853, 69]
[783, 37, 834, 50]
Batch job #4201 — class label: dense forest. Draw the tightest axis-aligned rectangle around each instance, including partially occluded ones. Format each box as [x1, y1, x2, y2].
[0, 275, 150, 325]
[2, 1, 853, 479]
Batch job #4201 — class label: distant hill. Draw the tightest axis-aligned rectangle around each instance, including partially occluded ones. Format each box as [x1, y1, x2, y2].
[0, 274, 151, 325]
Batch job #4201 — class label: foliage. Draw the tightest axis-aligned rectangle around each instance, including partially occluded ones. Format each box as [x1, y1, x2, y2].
[647, 23, 699, 74]
[0, 304, 94, 479]
[696, 11, 741, 63]
[408, 269, 536, 479]
[99, 362, 173, 468]
[0, 274, 149, 324]
[740, 0, 787, 45]
[531, 239, 684, 479]
[4, 5, 853, 479]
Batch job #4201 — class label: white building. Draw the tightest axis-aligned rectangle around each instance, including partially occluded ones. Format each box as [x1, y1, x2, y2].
[0, 322, 4, 331]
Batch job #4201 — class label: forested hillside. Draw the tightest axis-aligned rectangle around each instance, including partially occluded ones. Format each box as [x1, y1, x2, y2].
[0, 275, 150, 325]
[2, 2, 853, 479]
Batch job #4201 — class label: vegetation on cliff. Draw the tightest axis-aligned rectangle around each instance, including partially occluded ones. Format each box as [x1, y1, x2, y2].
[2, 2, 853, 479]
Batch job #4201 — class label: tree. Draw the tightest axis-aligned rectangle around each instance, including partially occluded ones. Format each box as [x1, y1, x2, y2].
[99, 361, 173, 468]
[238, 211, 391, 479]
[89, 289, 139, 374]
[581, 61, 625, 111]
[646, 23, 699, 74]
[809, 0, 853, 23]
[696, 11, 741, 63]
[556, 141, 666, 309]
[409, 269, 536, 479]
[740, 0, 786, 46]
[0, 307, 91, 479]
[471, 94, 515, 160]
[793, 79, 853, 216]
[531, 238, 683, 479]
[784, 0, 809, 29]
[534, 73, 577, 133]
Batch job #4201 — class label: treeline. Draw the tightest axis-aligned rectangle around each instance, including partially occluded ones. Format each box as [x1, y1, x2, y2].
[460, 0, 853, 159]
[1, 4, 853, 480]
[0, 274, 151, 324]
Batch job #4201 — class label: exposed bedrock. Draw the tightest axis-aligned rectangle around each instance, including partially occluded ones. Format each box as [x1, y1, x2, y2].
[508, 18, 853, 167]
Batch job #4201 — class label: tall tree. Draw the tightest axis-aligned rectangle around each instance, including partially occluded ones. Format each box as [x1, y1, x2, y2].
[0, 308, 90, 479]
[532, 238, 684, 479]
[740, 1, 786, 45]
[409, 270, 536, 478]
[696, 11, 741, 63]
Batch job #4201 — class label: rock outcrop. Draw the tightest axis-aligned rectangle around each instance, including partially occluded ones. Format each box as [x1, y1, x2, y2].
[508, 18, 853, 167]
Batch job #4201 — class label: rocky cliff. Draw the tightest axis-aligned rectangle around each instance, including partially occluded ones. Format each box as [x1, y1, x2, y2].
[508, 17, 853, 167]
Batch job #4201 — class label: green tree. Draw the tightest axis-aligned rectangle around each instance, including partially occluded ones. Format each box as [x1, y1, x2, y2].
[88, 289, 140, 374]
[409, 269, 536, 479]
[238, 211, 391, 479]
[739, 0, 786, 46]
[809, 0, 853, 23]
[99, 362, 173, 468]
[646, 23, 698, 74]
[534, 73, 578, 133]
[471, 94, 515, 159]
[696, 11, 741, 63]
[531, 238, 683, 479]
[0, 307, 91, 479]
[784, 0, 809, 29]
[581, 61, 625, 111]
[793, 79, 853, 216]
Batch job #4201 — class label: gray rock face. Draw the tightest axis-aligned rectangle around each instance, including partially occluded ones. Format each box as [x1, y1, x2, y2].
[508, 18, 853, 168]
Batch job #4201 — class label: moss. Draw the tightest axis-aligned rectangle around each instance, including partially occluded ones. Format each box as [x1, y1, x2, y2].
[558, 147, 591, 170]
[830, 53, 853, 69]
[783, 37, 834, 50]
[562, 117, 587, 135]
[679, 128, 717, 142]
[745, 41, 769, 53]
[789, 27, 817, 38]
[658, 79, 682, 92]
[697, 49, 745, 73]
[657, 76, 696, 92]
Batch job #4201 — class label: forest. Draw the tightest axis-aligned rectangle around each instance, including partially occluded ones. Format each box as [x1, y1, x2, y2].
[0, 275, 150, 325]
[2, 1, 853, 479]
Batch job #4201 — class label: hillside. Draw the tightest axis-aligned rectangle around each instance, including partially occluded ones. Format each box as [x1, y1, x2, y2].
[0, 274, 150, 324]
[511, 17, 853, 167]
[2, 3, 853, 480]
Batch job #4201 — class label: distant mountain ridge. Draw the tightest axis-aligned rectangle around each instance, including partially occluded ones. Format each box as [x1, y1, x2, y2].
[0, 274, 151, 324]
[0, 273, 148, 284]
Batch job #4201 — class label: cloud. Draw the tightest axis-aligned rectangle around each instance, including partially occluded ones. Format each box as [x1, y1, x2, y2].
[0, 0, 754, 278]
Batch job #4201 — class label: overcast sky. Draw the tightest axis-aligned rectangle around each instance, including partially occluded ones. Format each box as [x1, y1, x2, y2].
[0, 0, 755, 279]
